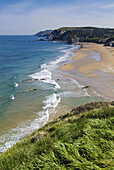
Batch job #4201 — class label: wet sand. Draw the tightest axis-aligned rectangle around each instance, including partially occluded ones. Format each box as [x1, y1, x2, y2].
[60, 43, 114, 100]
[61, 63, 75, 70]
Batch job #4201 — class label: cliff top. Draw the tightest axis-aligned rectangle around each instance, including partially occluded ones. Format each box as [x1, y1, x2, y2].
[0, 101, 114, 169]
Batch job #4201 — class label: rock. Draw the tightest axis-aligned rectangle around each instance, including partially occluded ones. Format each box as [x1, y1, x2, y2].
[39, 39, 45, 41]
[22, 79, 32, 82]
[33, 88, 37, 90]
[40, 78, 46, 80]
[34, 79, 39, 81]
[82, 86, 90, 89]
[21, 79, 39, 82]
[28, 88, 38, 91]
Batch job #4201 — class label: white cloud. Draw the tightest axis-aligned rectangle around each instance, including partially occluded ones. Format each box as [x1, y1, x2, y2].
[0, 1, 34, 15]
[102, 3, 114, 8]
[0, 1, 114, 35]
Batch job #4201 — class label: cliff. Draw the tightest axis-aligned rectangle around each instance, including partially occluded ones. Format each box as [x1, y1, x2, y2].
[34, 30, 53, 37]
[47, 27, 114, 44]
[0, 101, 114, 170]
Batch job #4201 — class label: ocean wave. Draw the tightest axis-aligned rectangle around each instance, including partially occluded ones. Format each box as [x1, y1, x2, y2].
[69, 78, 84, 89]
[30, 69, 52, 80]
[10, 94, 15, 100]
[43, 93, 61, 109]
[41, 63, 47, 69]
[0, 93, 61, 153]
[57, 46, 67, 50]
[0, 110, 49, 153]
[1, 44, 80, 152]
[15, 82, 18, 87]
[40, 44, 80, 72]
[30, 69, 60, 89]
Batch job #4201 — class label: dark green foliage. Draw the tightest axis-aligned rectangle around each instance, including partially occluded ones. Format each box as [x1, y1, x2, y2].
[34, 30, 53, 37]
[105, 37, 114, 43]
[104, 36, 114, 46]
[0, 102, 114, 169]
[47, 27, 114, 44]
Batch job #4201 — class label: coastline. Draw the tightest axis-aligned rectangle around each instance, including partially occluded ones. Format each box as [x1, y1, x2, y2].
[60, 43, 114, 100]
[0, 39, 113, 153]
[0, 38, 102, 153]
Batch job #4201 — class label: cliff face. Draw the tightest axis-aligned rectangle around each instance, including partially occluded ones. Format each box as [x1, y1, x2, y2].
[47, 27, 114, 44]
[35, 27, 114, 44]
[48, 30, 78, 44]
[35, 30, 53, 37]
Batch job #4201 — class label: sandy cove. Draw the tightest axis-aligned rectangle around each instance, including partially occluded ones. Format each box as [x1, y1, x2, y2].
[61, 43, 114, 100]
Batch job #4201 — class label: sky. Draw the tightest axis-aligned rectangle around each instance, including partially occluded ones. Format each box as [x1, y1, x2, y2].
[0, 0, 114, 35]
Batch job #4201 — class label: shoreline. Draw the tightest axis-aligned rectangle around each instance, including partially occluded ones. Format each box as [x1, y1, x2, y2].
[0, 41, 113, 153]
[60, 43, 114, 100]
[0, 41, 97, 153]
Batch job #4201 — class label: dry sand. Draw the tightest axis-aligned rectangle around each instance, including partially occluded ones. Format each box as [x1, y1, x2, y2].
[60, 43, 114, 100]
[78, 43, 114, 74]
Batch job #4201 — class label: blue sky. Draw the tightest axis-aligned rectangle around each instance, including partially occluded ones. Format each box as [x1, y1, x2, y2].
[0, 0, 114, 35]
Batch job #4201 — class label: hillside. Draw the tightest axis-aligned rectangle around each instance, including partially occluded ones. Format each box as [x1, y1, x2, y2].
[34, 30, 53, 37]
[0, 101, 114, 170]
[47, 27, 114, 44]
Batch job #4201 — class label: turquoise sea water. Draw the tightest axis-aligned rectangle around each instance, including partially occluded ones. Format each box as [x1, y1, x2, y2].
[0, 36, 101, 152]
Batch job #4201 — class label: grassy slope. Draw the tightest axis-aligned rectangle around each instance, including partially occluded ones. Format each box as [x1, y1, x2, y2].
[0, 102, 114, 170]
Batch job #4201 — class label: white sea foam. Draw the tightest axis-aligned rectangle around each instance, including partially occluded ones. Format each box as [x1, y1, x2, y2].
[40, 44, 80, 72]
[30, 69, 60, 89]
[10, 94, 15, 100]
[15, 82, 18, 87]
[92, 89, 106, 99]
[30, 69, 52, 80]
[0, 110, 49, 153]
[57, 46, 67, 50]
[0, 44, 81, 153]
[70, 79, 90, 97]
[43, 93, 61, 109]
[69, 78, 84, 89]
[41, 63, 47, 69]
[83, 89, 91, 97]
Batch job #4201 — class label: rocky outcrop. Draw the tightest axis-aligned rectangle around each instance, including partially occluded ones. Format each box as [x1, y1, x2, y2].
[104, 37, 114, 46]
[47, 27, 114, 44]
[34, 30, 53, 37]
[48, 30, 78, 44]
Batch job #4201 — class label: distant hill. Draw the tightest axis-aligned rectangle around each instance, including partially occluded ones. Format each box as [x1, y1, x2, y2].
[47, 26, 114, 44]
[34, 30, 53, 37]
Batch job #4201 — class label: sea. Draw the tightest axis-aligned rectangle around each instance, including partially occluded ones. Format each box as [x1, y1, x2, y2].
[0, 35, 101, 152]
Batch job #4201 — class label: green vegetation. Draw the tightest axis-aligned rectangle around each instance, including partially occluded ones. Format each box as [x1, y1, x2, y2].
[47, 27, 114, 44]
[0, 102, 114, 170]
[34, 30, 53, 37]
[104, 37, 114, 46]
[58, 27, 114, 31]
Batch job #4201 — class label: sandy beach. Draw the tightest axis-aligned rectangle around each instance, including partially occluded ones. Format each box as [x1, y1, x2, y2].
[60, 43, 114, 100]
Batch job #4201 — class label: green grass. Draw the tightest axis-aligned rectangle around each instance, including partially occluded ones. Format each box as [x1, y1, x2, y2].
[0, 102, 114, 170]
[58, 27, 114, 31]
